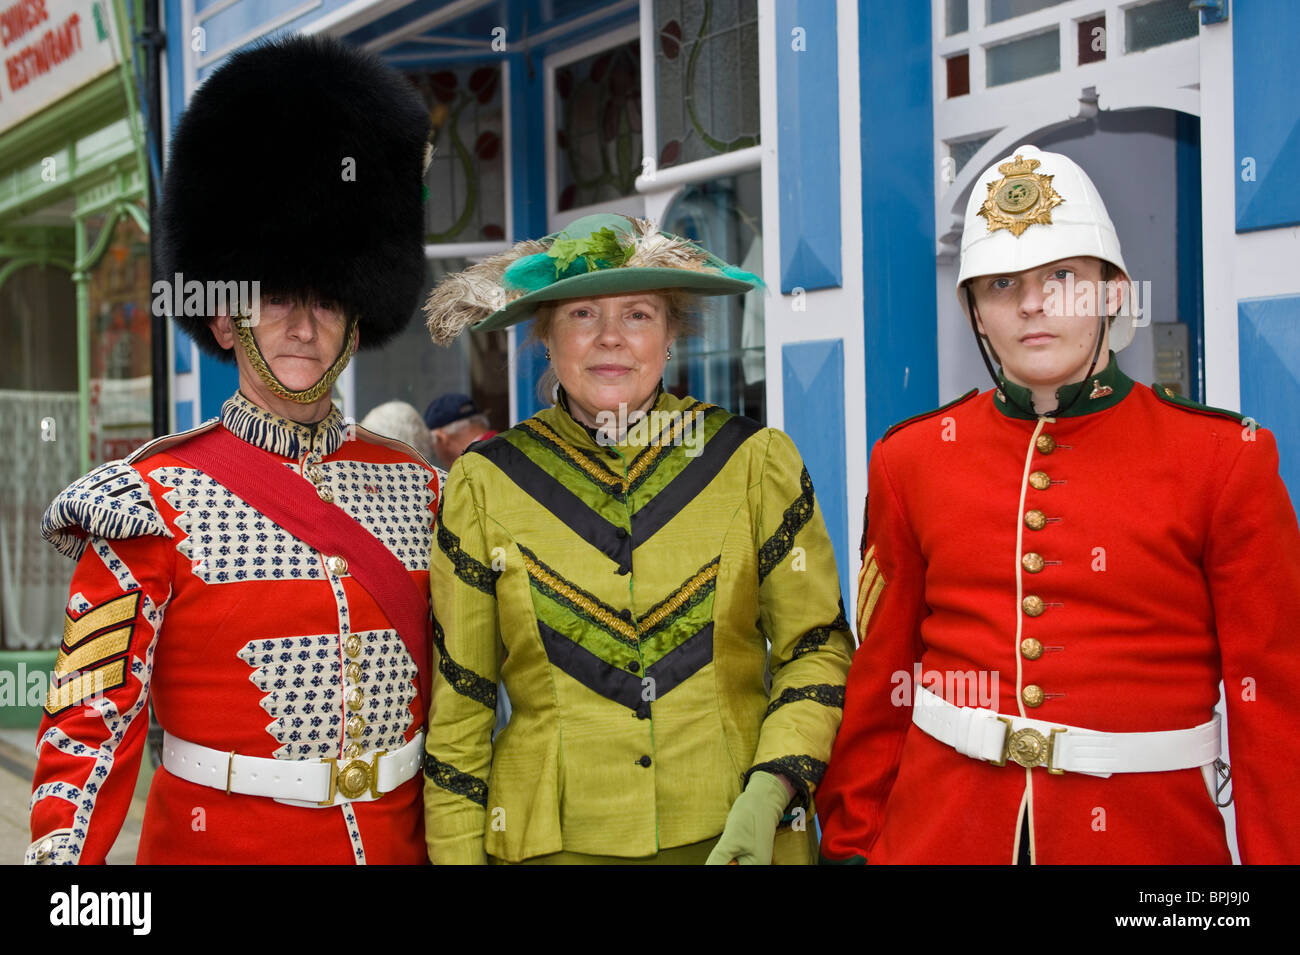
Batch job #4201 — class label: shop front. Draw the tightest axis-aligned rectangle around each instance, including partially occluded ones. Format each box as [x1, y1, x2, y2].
[0, 0, 152, 727]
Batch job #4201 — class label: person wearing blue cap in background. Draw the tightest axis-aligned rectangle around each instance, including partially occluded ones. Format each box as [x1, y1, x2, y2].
[424, 393, 498, 470]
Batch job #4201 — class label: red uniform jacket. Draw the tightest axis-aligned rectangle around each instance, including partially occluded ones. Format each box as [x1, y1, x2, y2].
[26, 393, 440, 864]
[818, 360, 1300, 864]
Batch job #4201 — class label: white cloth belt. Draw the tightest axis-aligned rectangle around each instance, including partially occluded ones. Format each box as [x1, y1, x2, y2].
[163, 731, 425, 807]
[911, 687, 1220, 778]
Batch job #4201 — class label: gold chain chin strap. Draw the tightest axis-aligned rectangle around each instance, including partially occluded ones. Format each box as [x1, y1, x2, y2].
[235, 315, 357, 404]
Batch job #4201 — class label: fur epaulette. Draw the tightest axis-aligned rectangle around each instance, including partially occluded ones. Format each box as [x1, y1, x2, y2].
[42, 461, 172, 561]
[881, 389, 979, 442]
[40, 420, 225, 559]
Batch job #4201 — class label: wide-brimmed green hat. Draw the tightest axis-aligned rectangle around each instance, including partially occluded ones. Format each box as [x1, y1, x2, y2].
[425, 213, 762, 343]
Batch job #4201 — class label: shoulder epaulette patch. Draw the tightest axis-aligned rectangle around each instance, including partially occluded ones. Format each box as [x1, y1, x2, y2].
[882, 389, 979, 442]
[42, 461, 172, 561]
[1152, 385, 1248, 425]
[125, 418, 221, 464]
[353, 424, 436, 470]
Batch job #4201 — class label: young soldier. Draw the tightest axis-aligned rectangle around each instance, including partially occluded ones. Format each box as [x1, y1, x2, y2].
[26, 36, 439, 864]
[817, 145, 1300, 864]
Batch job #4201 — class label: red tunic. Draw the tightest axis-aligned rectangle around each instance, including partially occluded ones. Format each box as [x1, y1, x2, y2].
[817, 361, 1300, 864]
[26, 393, 439, 864]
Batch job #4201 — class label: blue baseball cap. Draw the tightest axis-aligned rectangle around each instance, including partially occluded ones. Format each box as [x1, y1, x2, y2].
[424, 393, 481, 429]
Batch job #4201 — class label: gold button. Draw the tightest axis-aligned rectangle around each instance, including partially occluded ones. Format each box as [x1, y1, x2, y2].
[344, 742, 362, 759]
[346, 687, 365, 712]
[1024, 509, 1046, 531]
[1020, 637, 1044, 660]
[344, 662, 362, 684]
[1029, 471, 1051, 490]
[326, 555, 348, 576]
[33, 838, 53, 862]
[346, 714, 366, 739]
[1036, 434, 1056, 454]
[1021, 552, 1044, 573]
[1022, 595, 1045, 616]
[1022, 684, 1045, 707]
[343, 634, 362, 658]
[317, 485, 334, 503]
[306, 466, 324, 484]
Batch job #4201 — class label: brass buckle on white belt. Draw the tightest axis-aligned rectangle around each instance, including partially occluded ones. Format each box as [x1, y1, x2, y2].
[993, 716, 1068, 775]
[319, 750, 387, 805]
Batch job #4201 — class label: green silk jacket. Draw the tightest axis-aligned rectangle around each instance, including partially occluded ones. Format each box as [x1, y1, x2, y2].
[423, 389, 854, 863]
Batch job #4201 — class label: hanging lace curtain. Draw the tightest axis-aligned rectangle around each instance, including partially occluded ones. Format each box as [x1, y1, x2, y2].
[0, 389, 80, 650]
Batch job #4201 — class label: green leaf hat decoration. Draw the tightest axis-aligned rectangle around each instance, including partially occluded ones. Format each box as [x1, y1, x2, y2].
[424, 213, 763, 344]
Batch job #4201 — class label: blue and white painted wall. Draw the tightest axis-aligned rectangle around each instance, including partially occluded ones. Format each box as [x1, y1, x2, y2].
[1204, 0, 1300, 497]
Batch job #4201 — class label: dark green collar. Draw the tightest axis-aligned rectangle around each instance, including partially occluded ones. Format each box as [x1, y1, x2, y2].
[994, 353, 1133, 420]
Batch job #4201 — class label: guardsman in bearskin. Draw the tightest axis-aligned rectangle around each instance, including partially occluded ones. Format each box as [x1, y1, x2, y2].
[25, 35, 439, 864]
[817, 145, 1300, 864]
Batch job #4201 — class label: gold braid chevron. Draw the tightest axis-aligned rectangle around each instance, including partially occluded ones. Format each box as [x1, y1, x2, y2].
[856, 544, 887, 636]
[519, 419, 624, 490]
[625, 405, 712, 486]
[638, 559, 718, 633]
[46, 591, 141, 714]
[521, 550, 638, 643]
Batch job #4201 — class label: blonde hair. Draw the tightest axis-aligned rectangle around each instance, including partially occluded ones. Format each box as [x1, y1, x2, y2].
[526, 290, 702, 405]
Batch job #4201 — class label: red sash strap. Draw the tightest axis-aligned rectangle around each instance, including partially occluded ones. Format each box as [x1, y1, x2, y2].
[170, 427, 433, 718]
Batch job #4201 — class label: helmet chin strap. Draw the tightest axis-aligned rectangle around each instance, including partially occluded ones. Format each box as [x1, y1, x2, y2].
[964, 285, 1107, 418]
[235, 315, 357, 405]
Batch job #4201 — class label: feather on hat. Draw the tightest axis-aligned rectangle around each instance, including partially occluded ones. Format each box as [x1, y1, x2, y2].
[425, 213, 762, 344]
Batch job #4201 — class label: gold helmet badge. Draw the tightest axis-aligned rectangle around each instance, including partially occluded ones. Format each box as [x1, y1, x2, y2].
[978, 154, 1063, 237]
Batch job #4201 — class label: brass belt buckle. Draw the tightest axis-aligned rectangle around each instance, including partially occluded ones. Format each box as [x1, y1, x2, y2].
[321, 750, 387, 804]
[995, 717, 1067, 773]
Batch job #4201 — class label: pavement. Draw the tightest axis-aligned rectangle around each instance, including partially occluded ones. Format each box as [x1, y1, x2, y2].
[0, 727, 147, 864]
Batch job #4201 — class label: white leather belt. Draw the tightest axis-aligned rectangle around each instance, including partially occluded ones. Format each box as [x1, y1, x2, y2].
[911, 687, 1220, 778]
[162, 731, 424, 807]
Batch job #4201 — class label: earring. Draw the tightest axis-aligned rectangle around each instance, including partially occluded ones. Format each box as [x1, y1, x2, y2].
[666, 347, 672, 360]
[545, 348, 551, 360]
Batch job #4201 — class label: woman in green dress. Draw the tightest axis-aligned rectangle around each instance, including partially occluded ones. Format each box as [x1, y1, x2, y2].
[421, 213, 853, 864]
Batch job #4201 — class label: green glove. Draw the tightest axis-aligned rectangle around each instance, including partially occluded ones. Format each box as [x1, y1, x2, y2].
[705, 771, 792, 865]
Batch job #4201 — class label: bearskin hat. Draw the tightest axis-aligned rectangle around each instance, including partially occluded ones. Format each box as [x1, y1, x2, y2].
[158, 34, 430, 359]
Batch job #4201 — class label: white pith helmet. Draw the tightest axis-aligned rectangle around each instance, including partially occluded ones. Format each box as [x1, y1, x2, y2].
[956, 144, 1137, 352]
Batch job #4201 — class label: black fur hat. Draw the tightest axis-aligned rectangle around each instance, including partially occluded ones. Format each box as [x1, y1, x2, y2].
[158, 34, 430, 359]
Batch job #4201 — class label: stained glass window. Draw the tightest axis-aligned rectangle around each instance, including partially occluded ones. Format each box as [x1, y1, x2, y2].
[553, 38, 643, 211]
[654, 0, 760, 171]
[414, 66, 508, 243]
